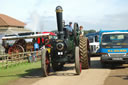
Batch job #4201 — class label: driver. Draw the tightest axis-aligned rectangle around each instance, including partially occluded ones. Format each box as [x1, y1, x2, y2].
[65, 22, 73, 32]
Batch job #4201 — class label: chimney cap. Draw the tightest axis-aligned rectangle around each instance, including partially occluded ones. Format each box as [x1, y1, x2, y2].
[56, 6, 63, 13]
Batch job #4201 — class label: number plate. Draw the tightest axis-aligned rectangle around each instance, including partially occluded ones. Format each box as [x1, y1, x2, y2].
[112, 58, 123, 60]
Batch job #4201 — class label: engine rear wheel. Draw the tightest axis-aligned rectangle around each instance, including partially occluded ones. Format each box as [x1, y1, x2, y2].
[75, 46, 81, 75]
[41, 49, 50, 77]
[79, 37, 90, 69]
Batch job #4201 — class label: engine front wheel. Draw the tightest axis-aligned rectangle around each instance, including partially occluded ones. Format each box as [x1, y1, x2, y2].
[75, 46, 81, 75]
[41, 49, 50, 77]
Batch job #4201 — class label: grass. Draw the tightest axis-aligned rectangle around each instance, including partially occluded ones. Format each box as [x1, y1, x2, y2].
[0, 59, 29, 69]
[0, 61, 41, 85]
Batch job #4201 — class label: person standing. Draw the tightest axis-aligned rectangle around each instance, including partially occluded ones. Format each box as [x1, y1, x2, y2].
[69, 22, 73, 32]
[33, 39, 39, 62]
[80, 26, 84, 36]
[69, 22, 72, 28]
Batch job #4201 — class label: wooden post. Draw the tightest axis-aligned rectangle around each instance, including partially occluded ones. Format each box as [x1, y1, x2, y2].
[6, 55, 8, 68]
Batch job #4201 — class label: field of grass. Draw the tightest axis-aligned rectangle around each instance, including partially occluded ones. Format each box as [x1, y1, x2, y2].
[0, 61, 41, 85]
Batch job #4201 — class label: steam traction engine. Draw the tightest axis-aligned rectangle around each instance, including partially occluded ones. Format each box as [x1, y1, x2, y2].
[41, 6, 90, 77]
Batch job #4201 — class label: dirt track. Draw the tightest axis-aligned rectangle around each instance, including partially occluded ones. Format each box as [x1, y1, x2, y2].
[8, 57, 110, 85]
[31, 57, 110, 85]
[8, 57, 128, 85]
[104, 64, 128, 85]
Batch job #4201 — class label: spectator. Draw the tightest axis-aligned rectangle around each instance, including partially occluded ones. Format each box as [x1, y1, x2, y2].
[80, 26, 84, 36]
[33, 39, 39, 62]
[28, 49, 32, 63]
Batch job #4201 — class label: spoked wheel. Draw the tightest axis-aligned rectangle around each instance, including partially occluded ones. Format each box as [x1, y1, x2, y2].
[75, 46, 81, 75]
[8, 45, 24, 58]
[8, 46, 14, 58]
[8, 46, 13, 54]
[14, 45, 24, 54]
[41, 49, 50, 77]
[14, 39, 26, 49]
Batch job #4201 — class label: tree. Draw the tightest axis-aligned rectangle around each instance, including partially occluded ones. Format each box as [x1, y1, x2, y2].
[88, 29, 96, 33]
[84, 29, 96, 35]
[51, 30, 57, 34]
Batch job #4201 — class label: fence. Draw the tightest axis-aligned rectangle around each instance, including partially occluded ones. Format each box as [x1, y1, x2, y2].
[0, 50, 42, 69]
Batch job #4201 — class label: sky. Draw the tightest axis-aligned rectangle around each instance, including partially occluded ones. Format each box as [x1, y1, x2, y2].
[0, 0, 128, 32]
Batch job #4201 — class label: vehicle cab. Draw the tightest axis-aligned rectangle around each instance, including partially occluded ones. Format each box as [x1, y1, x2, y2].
[100, 30, 128, 65]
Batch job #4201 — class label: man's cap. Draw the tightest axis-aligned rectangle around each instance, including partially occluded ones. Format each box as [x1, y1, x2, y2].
[69, 22, 72, 24]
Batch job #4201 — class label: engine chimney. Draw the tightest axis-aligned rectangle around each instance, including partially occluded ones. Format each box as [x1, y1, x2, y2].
[56, 6, 63, 39]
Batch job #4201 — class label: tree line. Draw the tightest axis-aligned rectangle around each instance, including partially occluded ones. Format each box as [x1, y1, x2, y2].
[51, 29, 96, 35]
[84, 29, 96, 35]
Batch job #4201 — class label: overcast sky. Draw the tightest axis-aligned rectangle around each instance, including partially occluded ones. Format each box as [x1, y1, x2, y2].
[0, 0, 128, 32]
